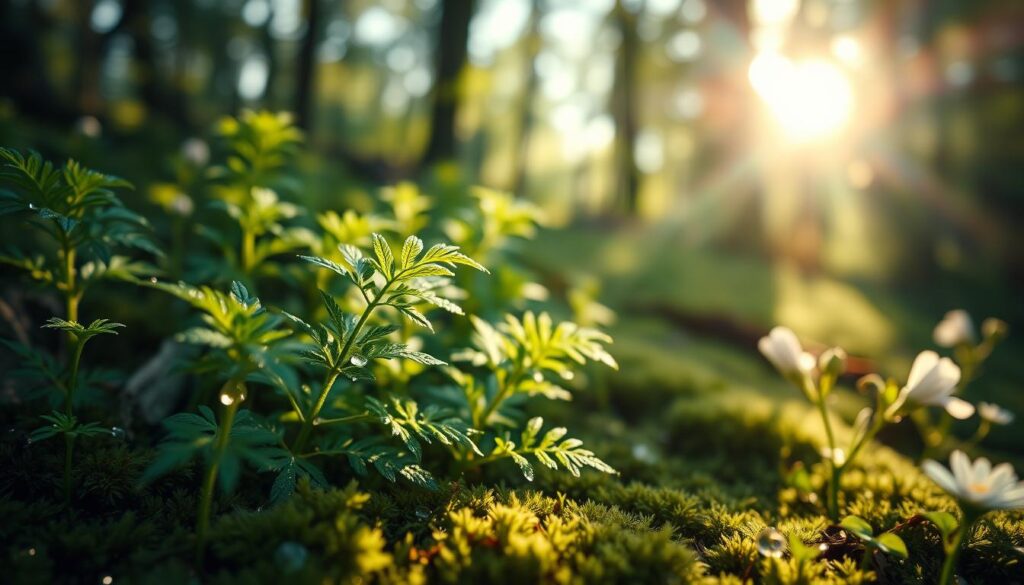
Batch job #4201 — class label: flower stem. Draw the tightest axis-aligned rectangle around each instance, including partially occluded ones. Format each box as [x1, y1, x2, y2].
[195, 377, 245, 564]
[814, 392, 840, 519]
[937, 522, 962, 585]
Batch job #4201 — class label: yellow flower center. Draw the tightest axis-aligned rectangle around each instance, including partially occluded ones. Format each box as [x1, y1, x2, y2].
[967, 483, 990, 495]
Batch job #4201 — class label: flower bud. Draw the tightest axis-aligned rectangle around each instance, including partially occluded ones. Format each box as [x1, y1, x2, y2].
[933, 310, 975, 347]
[982, 318, 1008, 344]
[819, 347, 847, 379]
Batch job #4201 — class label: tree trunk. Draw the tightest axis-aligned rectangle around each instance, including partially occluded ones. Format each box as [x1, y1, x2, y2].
[510, 0, 541, 197]
[73, 0, 103, 116]
[612, 0, 640, 215]
[420, 0, 476, 168]
[293, 0, 320, 130]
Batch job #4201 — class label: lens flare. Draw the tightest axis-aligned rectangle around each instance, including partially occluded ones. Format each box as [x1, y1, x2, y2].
[749, 54, 854, 142]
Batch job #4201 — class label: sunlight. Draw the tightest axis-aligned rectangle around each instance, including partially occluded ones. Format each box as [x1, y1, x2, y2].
[749, 53, 854, 142]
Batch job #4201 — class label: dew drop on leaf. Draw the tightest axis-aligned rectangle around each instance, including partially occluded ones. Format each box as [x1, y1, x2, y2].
[109, 426, 126, 440]
[350, 354, 368, 367]
[757, 527, 787, 558]
[274, 541, 309, 573]
[220, 393, 236, 406]
[149, 277, 158, 284]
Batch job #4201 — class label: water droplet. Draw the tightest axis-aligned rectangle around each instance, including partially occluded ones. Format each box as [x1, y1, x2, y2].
[632, 443, 658, 464]
[533, 371, 544, 383]
[27, 547, 37, 556]
[149, 277, 158, 284]
[109, 427, 126, 440]
[274, 541, 308, 573]
[415, 506, 430, 520]
[757, 527, 787, 558]
[102, 575, 113, 585]
[350, 354, 368, 367]
[220, 393, 235, 406]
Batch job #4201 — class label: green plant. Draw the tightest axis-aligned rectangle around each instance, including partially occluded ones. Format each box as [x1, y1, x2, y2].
[451, 311, 619, 479]
[921, 451, 1024, 585]
[142, 280, 295, 558]
[201, 110, 313, 280]
[279, 233, 486, 484]
[0, 148, 154, 503]
[839, 515, 908, 573]
[917, 310, 1009, 458]
[0, 148, 158, 322]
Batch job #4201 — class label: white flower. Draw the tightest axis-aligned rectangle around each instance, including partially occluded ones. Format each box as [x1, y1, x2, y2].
[933, 310, 975, 347]
[922, 450, 1024, 510]
[978, 402, 1014, 426]
[888, 351, 973, 419]
[758, 327, 815, 379]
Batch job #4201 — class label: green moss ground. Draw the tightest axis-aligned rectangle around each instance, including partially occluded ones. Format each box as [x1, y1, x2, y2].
[3, 222, 1023, 583]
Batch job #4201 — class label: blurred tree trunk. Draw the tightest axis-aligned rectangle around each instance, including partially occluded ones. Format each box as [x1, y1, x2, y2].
[0, 1, 78, 124]
[294, 0, 320, 130]
[260, 4, 278, 110]
[73, 0, 103, 116]
[420, 0, 476, 169]
[510, 0, 541, 197]
[612, 0, 640, 215]
[117, 0, 189, 125]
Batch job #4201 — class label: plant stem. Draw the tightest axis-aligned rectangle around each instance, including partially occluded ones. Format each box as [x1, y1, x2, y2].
[65, 339, 85, 416]
[63, 434, 74, 504]
[939, 513, 976, 585]
[314, 413, 373, 427]
[60, 336, 86, 505]
[241, 228, 256, 274]
[292, 278, 395, 453]
[859, 546, 874, 573]
[195, 378, 245, 564]
[814, 393, 840, 519]
[64, 246, 78, 323]
[292, 369, 341, 453]
[475, 362, 526, 429]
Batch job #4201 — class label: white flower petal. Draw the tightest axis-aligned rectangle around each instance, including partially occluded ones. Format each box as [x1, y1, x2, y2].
[922, 459, 959, 495]
[797, 352, 816, 374]
[936, 357, 961, 391]
[950, 450, 972, 486]
[933, 310, 975, 347]
[987, 463, 1018, 493]
[972, 457, 992, 485]
[943, 397, 975, 420]
[758, 336, 778, 368]
[907, 351, 939, 390]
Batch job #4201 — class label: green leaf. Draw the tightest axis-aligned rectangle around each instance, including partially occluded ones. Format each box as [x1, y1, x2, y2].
[396, 306, 433, 331]
[400, 235, 424, 269]
[924, 511, 959, 541]
[840, 515, 874, 539]
[875, 533, 908, 559]
[298, 254, 348, 277]
[370, 233, 394, 279]
[789, 533, 824, 563]
[399, 464, 439, 491]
